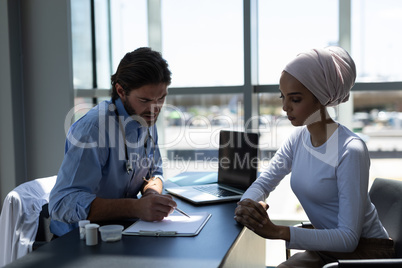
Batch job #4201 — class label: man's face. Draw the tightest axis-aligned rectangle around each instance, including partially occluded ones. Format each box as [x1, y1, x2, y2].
[118, 83, 168, 126]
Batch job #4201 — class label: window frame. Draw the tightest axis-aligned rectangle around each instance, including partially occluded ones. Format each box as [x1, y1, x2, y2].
[74, 0, 402, 134]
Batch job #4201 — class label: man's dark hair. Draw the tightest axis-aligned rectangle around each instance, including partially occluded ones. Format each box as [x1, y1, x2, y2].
[111, 47, 172, 100]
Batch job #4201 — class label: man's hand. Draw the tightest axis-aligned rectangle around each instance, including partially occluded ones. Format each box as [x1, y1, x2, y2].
[137, 193, 177, 222]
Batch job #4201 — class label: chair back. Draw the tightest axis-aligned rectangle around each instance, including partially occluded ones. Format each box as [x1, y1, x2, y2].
[33, 203, 54, 249]
[369, 178, 402, 257]
[0, 175, 56, 266]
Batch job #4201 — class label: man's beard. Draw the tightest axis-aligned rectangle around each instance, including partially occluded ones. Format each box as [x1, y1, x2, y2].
[122, 97, 136, 116]
[122, 97, 157, 126]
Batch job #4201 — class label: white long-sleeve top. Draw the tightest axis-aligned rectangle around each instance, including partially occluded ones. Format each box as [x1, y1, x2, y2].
[241, 124, 389, 252]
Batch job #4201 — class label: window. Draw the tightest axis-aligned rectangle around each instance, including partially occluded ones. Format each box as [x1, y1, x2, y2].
[162, 94, 244, 176]
[258, 0, 338, 85]
[352, 0, 402, 82]
[162, 0, 244, 87]
[352, 90, 402, 153]
[71, 0, 92, 89]
[258, 93, 290, 152]
[70, 0, 402, 172]
[110, 0, 148, 71]
[95, 0, 112, 89]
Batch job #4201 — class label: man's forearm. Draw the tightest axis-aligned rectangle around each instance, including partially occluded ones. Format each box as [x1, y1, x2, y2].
[87, 197, 140, 222]
[87, 178, 164, 222]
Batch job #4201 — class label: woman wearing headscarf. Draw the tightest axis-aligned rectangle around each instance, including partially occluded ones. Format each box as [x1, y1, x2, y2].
[234, 47, 395, 267]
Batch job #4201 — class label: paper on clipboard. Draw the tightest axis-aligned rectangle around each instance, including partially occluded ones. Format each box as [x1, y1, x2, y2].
[123, 211, 211, 236]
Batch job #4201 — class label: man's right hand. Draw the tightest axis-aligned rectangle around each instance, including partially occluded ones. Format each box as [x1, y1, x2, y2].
[137, 193, 177, 222]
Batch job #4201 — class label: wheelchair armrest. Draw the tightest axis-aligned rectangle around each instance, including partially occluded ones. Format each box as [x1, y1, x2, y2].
[294, 221, 314, 229]
[323, 259, 402, 268]
[322, 262, 338, 268]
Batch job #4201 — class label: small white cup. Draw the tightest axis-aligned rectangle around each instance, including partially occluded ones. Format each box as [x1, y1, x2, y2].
[85, 223, 100, 246]
[79, 220, 90, 240]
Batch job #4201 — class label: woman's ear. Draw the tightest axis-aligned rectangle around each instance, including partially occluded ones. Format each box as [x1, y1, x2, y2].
[115, 83, 126, 99]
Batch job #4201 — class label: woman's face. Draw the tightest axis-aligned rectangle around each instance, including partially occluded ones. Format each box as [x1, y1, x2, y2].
[279, 71, 322, 126]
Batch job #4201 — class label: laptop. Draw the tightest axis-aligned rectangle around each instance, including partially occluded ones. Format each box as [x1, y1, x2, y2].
[165, 130, 259, 204]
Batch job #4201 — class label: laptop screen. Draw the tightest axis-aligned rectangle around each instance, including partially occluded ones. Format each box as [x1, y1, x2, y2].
[217, 130, 258, 190]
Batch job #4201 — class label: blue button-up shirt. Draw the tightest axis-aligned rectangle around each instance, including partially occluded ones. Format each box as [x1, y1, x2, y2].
[49, 98, 163, 236]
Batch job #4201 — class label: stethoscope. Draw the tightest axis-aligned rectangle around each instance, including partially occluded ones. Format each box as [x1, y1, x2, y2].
[112, 100, 156, 181]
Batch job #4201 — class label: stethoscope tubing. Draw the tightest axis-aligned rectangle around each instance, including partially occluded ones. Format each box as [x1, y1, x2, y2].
[112, 100, 155, 176]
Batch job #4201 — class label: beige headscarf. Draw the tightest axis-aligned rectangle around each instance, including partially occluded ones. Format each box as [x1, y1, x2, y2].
[283, 46, 356, 107]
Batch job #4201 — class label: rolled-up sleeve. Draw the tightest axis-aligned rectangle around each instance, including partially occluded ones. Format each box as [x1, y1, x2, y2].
[49, 122, 108, 223]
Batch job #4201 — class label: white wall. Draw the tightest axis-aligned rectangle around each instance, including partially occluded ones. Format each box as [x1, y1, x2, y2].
[0, 0, 74, 206]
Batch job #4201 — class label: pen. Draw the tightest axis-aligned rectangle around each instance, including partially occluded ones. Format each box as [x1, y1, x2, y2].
[175, 207, 191, 218]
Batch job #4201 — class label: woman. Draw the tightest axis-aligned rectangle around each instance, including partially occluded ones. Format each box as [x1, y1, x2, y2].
[234, 46, 395, 268]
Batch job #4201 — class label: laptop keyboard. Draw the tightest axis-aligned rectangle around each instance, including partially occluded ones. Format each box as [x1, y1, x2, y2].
[194, 185, 239, 197]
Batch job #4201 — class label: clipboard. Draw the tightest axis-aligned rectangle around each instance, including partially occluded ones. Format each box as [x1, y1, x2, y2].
[123, 212, 212, 237]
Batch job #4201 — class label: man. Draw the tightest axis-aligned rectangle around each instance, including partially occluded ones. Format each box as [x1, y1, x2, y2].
[49, 47, 177, 237]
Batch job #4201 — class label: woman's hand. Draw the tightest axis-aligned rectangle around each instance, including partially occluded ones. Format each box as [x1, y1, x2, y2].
[234, 198, 290, 241]
[235, 199, 269, 232]
[234, 199, 269, 230]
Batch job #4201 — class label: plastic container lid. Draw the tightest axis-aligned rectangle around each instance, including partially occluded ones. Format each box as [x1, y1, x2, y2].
[99, 225, 124, 242]
[85, 223, 100, 230]
[79, 220, 90, 227]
